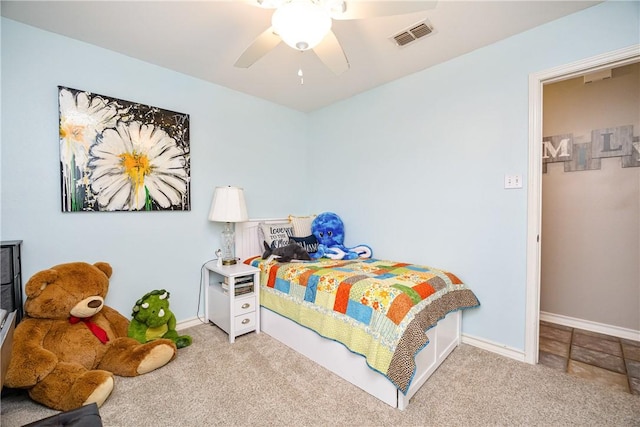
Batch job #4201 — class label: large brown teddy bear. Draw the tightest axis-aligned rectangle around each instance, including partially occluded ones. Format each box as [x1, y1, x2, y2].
[5, 261, 177, 411]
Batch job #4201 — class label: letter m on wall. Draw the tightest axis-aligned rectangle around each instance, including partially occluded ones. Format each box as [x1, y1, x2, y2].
[542, 134, 573, 163]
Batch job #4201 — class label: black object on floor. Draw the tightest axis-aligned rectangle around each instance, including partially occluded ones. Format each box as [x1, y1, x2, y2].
[22, 403, 103, 427]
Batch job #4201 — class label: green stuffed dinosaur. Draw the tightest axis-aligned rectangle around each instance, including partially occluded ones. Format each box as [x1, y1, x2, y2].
[129, 289, 192, 349]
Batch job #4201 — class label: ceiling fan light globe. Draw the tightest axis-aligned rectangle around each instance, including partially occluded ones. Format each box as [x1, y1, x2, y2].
[272, 0, 332, 51]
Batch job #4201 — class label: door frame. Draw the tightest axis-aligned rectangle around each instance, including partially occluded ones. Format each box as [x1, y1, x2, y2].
[524, 44, 640, 364]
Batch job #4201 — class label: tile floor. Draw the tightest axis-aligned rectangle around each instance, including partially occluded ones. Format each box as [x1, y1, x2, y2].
[538, 321, 640, 395]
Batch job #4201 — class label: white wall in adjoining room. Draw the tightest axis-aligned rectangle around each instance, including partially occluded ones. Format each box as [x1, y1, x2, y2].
[307, 1, 640, 352]
[541, 63, 639, 331]
[0, 17, 308, 322]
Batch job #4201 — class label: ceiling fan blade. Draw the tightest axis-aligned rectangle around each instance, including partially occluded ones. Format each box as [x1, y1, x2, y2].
[234, 26, 282, 68]
[332, 1, 438, 20]
[239, 0, 288, 9]
[313, 30, 349, 75]
[255, 0, 286, 8]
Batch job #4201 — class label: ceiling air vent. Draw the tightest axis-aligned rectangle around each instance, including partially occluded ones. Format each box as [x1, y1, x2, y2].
[391, 21, 434, 47]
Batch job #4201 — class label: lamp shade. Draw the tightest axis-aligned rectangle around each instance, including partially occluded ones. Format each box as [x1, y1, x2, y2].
[208, 186, 248, 223]
[272, 0, 332, 51]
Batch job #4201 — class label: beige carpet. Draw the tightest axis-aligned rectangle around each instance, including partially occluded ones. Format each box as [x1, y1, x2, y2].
[2, 323, 639, 426]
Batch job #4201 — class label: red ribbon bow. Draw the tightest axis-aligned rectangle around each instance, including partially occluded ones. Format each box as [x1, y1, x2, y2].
[69, 316, 110, 344]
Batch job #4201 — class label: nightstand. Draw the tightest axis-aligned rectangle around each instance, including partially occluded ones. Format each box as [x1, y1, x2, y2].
[203, 261, 260, 343]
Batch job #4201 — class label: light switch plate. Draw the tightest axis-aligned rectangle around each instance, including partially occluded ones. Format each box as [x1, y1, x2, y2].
[504, 174, 523, 189]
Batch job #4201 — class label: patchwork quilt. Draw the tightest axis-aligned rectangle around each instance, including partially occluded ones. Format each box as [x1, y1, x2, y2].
[247, 257, 479, 393]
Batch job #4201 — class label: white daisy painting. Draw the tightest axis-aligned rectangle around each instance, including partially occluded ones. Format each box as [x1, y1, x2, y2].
[58, 86, 190, 212]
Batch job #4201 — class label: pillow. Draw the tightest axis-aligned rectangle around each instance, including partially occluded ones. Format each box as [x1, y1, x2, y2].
[289, 235, 319, 254]
[259, 222, 294, 249]
[288, 214, 317, 237]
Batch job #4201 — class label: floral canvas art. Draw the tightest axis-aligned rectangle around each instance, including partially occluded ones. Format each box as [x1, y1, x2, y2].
[58, 86, 190, 212]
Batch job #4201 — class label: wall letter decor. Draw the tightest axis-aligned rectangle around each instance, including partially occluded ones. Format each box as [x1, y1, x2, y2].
[542, 134, 573, 163]
[591, 125, 633, 158]
[621, 137, 640, 168]
[564, 141, 601, 172]
[544, 125, 638, 173]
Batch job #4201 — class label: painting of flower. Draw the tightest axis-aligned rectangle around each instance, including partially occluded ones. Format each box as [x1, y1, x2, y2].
[58, 86, 190, 211]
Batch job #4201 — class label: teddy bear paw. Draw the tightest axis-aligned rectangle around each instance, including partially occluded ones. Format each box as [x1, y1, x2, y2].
[137, 342, 176, 374]
[82, 374, 114, 408]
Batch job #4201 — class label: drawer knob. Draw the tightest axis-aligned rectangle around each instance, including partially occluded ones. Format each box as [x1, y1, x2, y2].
[241, 318, 250, 325]
[241, 303, 250, 309]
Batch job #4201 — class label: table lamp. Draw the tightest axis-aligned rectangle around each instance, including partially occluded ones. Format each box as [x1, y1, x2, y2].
[208, 186, 248, 265]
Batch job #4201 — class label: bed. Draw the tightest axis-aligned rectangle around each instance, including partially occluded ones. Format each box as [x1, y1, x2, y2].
[235, 218, 479, 409]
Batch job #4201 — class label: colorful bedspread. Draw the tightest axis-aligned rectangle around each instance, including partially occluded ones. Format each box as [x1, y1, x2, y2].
[247, 257, 479, 393]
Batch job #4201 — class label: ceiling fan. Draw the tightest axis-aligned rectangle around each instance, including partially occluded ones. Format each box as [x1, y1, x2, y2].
[235, 0, 437, 75]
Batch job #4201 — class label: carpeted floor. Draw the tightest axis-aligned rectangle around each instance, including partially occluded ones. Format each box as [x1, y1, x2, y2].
[2, 323, 639, 426]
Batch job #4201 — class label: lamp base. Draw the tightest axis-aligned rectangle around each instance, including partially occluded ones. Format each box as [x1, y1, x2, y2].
[220, 222, 237, 266]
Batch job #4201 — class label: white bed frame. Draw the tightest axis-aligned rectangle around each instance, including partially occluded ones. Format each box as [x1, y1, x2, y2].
[236, 219, 461, 410]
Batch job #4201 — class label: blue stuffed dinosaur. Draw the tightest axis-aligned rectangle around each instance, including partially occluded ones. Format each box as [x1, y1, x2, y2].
[310, 212, 372, 260]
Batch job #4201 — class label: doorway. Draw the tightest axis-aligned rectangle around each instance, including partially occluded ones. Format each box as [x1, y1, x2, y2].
[524, 44, 640, 365]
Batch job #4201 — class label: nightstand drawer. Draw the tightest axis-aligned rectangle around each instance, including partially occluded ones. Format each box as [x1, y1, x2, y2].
[234, 311, 256, 331]
[234, 296, 256, 315]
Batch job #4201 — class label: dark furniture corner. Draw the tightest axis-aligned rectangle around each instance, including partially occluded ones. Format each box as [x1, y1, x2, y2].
[1, 240, 23, 324]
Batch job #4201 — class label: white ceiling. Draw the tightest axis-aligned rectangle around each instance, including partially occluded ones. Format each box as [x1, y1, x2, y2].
[1, 0, 601, 112]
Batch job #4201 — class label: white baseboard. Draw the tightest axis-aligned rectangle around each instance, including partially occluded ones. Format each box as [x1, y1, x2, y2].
[462, 334, 526, 362]
[177, 317, 206, 331]
[540, 311, 640, 342]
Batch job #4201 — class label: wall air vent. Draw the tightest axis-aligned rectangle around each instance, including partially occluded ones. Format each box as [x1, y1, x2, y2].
[391, 21, 434, 47]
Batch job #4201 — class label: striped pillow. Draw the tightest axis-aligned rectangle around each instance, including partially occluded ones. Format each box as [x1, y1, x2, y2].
[288, 214, 317, 237]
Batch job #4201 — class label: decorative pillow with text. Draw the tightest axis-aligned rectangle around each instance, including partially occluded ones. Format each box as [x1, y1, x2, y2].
[289, 235, 319, 254]
[259, 222, 294, 249]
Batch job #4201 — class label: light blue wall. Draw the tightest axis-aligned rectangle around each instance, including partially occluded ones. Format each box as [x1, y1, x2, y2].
[307, 1, 640, 350]
[1, 18, 308, 321]
[1, 1, 638, 351]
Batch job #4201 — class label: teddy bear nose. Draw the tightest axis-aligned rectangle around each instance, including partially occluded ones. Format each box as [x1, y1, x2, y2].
[88, 299, 102, 308]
